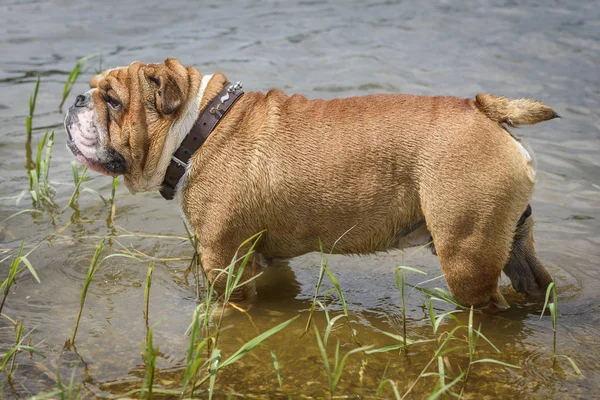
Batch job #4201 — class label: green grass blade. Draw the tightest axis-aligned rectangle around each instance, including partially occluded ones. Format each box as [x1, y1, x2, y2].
[314, 324, 333, 389]
[427, 372, 465, 400]
[471, 358, 520, 368]
[556, 355, 584, 376]
[144, 257, 154, 326]
[365, 343, 406, 354]
[19, 256, 40, 283]
[140, 327, 157, 400]
[29, 169, 41, 205]
[80, 187, 107, 204]
[433, 326, 462, 358]
[208, 348, 222, 400]
[379, 329, 416, 344]
[324, 314, 345, 346]
[35, 132, 48, 180]
[70, 239, 105, 346]
[31, 76, 40, 115]
[323, 267, 347, 313]
[474, 327, 500, 353]
[540, 282, 556, 319]
[71, 161, 79, 184]
[332, 344, 373, 389]
[437, 356, 445, 390]
[60, 55, 100, 111]
[304, 252, 327, 333]
[218, 315, 298, 370]
[270, 349, 283, 388]
[408, 284, 466, 309]
[433, 310, 463, 334]
[467, 306, 474, 357]
[397, 265, 428, 275]
[26, 76, 40, 141]
[41, 130, 54, 191]
[377, 378, 402, 399]
[181, 302, 209, 393]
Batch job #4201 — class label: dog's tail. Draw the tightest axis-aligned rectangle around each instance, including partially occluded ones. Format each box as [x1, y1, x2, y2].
[475, 94, 560, 127]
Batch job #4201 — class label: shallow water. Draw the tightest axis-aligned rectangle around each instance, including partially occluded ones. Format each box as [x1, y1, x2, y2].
[1, 0, 599, 398]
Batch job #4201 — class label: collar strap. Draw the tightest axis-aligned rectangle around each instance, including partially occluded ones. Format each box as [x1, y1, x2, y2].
[160, 81, 244, 200]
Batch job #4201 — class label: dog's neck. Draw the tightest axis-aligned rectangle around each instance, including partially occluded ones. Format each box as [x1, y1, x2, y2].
[158, 75, 244, 200]
[169, 73, 215, 155]
[144, 74, 213, 193]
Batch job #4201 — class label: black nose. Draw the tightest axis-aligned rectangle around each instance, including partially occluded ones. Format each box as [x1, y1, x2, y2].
[74, 95, 86, 107]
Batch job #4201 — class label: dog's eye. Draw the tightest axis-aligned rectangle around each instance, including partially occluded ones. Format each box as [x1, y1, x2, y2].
[106, 96, 122, 111]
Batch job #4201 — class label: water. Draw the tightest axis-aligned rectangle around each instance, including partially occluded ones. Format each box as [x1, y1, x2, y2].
[1, 0, 599, 398]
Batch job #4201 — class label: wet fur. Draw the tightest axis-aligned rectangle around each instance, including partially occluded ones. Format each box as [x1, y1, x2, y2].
[504, 211, 553, 295]
[78, 59, 558, 310]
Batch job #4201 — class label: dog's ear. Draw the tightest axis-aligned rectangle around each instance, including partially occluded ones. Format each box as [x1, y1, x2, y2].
[145, 72, 183, 115]
[144, 59, 189, 115]
[148, 74, 182, 115]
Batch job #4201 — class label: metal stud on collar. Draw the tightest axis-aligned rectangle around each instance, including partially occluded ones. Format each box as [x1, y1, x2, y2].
[228, 81, 243, 93]
[220, 81, 243, 107]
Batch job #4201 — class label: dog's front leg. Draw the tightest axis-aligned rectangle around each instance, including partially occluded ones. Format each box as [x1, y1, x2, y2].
[198, 242, 259, 303]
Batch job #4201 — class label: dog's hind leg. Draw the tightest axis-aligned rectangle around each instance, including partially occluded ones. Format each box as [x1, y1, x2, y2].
[503, 205, 553, 296]
[421, 181, 529, 311]
[430, 226, 513, 311]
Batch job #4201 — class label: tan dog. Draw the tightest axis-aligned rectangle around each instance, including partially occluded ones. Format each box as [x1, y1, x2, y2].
[65, 58, 557, 310]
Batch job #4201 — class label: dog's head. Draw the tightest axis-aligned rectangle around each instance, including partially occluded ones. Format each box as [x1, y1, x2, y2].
[64, 58, 202, 193]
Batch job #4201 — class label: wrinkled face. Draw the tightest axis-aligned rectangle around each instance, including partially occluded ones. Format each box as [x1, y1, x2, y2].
[65, 58, 200, 192]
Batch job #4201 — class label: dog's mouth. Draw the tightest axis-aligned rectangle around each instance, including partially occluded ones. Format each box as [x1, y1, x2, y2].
[66, 127, 126, 177]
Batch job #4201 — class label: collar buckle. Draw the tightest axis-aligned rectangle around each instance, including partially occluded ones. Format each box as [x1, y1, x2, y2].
[171, 155, 188, 169]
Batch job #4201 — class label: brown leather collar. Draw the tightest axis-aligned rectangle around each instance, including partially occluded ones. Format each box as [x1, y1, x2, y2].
[160, 81, 244, 200]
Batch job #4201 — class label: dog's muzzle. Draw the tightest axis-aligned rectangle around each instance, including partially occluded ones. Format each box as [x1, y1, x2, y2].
[65, 90, 127, 176]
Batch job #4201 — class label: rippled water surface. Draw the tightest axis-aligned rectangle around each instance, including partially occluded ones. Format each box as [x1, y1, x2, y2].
[1, 0, 599, 398]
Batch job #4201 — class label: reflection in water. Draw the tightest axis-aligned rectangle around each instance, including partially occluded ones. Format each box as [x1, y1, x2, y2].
[0, 0, 599, 397]
[256, 259, 303, 302]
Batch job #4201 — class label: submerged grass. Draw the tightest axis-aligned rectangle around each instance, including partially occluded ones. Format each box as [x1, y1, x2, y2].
[541, 282, 583, 376]
[66, 163, 106, 209]
[0, 239, 41, 316]
[313, 303, 372, 399]
[304, 233, 360, 345]
[66, 239, 105, 348]
[0, 321, 44, 378]
[29, 130, 56, 208]
[28, 368, 82, 400]
[55, 368, 82, 400]
[7, 321, 23, 382]
[140, 327, 158, 399]
[396, 265, 427, 351]
[65, 239, 137, 348]
[180, 304, 210, 397]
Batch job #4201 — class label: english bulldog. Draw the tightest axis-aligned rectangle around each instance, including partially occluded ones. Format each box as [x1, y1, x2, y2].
[65, 58, 557, 311]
